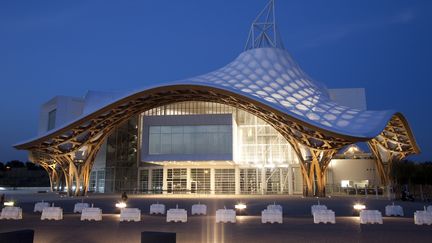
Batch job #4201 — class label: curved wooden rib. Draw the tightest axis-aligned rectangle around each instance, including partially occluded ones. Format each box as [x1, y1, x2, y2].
[368, 114, 420, 186]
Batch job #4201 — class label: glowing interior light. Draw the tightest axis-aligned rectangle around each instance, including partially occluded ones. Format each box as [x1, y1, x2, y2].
[353, 203, 366, 211]
[235, 203, 247, 210]
[115, 202, 127, 209]
[4, 201, 14, 206]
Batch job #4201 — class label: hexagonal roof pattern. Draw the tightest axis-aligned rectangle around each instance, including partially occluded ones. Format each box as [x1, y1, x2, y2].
[173, 47, 395, 138]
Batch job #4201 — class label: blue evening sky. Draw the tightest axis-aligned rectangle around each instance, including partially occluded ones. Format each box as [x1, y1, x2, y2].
[0, 0, 431, 162]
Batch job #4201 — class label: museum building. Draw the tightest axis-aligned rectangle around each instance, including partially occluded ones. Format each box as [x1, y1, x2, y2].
[14, 1, 419, 196]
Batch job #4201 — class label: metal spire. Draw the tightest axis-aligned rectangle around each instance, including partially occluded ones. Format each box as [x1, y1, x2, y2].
[244, 0, 285, 51]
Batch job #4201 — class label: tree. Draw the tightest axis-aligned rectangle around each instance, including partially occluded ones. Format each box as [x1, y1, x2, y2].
[26, 162, 39, 170]
[6, 160, 25, 168]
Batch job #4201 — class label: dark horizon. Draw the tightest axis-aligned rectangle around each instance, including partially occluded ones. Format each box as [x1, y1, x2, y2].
[1, 0, 431, 162]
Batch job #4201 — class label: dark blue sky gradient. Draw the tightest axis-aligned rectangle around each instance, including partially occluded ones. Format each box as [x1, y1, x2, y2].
[0, 0, 431, 162]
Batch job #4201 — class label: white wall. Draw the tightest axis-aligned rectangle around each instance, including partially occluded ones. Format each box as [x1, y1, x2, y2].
[38, 96, 85, 135]
[327, 159, 380, 186]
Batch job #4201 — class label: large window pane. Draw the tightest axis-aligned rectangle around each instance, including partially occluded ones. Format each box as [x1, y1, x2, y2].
[148, 125, 232, 155]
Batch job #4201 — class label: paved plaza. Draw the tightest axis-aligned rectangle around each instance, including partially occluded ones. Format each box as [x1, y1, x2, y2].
[1, 191, 432, 243]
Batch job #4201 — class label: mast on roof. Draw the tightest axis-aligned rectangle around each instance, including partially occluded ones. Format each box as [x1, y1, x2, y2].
[244, 0, 285, 51]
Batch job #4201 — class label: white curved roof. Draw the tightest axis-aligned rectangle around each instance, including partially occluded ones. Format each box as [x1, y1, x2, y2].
[15, 47, 400, 147]
[173, 47, 394, 138]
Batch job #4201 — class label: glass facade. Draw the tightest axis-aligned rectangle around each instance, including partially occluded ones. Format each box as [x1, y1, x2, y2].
[100, 101, 301, 194]
[143, 101, 234, 116]
[144, 101, 298, 167]
[148, 125, 232, 155]
[240, 168, 261, 194]
[139, 169, 149, 192]
[105, 116, 138, 193]
[151, 169, 163, 193]
[215, 169, 236, 194]
[89, 170, 105, 193]
[89, 171, 96, 191]
[167, 169, 187, 193]
[190, 168, 211, 193]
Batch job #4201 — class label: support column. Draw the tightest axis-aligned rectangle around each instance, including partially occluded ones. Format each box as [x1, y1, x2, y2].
[235, 166, 240, 195]
[210, 168, 215, 194]
[162, 167, 168, 194]
[288, 165, 293, 195]
[368, 141, 390, 186]
[295, 146, 337, 197]
[148, 169, 153, 193]
[279, 169, 284, 194]
[186, 168, 191, 193]
[261, 168, 266, 194]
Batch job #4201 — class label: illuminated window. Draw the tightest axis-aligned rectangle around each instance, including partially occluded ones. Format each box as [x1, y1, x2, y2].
[341, 180, 351, 188]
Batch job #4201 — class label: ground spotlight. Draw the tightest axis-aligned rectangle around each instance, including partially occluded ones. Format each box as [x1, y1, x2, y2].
[4, 201, 15, 206]
[353, 203, 366, 211]
[235, 203, 247, 215]
[235, 203, 247, 210]
[353, 203, 366, 216]
[115, 202, 127, 209]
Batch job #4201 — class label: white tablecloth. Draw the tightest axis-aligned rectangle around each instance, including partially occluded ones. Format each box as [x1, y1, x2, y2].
[0, 206, 22, 220]
[34, 202, 50, 213]
[81, 207, 102, 221]
[385, 205, 404, 216]
[261, 209, 282, 224]
[360, 210, 383, 224]
[74, 203, 90, 213]
[414, 211, 432, 225]
[311, 205, 327, 216]
[216, 209, 236, 223]
[150, 204, 166, 215]
[167, 208, 187, 222]
[267, 204, 283, 212]
[191, 204, 207, 215]
[120, 208, 141, 222]
[41, 207, 63, 220]
[313, 209, 335, 224]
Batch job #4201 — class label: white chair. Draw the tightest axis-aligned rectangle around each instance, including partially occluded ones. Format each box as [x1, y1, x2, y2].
[385, 203, 404, 216]
[426, 206, 432, 213]
[261, 209, 282, 224]
[81, 207, 102, 221]
[414, 210, 432, 225]
[360, 210, 383, 224]
[150, 203, 166, 215]
[74, 202, 90, 213]
[313, 209, 335, 224]
[34, 202, 50, 213]
[166, 206, 187, 223]
[0, 206, 22, 220]
[311, 205, 327, 216]
[41, 206, 63, 220]
[191, 204, 207, 215]
[216, 208, 236, 223]
[120, 208, 141, 222]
